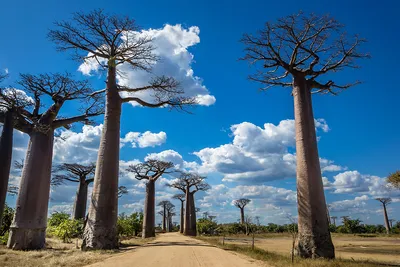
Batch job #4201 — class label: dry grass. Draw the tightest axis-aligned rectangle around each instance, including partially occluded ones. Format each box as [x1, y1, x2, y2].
[0, 236, 152, 267]
[197, 236, 400, 267]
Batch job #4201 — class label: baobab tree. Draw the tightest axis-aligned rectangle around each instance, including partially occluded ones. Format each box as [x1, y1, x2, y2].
[387, 171, 400, 189]
[4, 73, 101, 250]
[389, 219, 396, 228]
[0, 84, 33, 225]
[173, 194, 185, 233]
[375, 198, 392, 234]
[234, 198, 251, 224]
[53, 163, 96, 220]
[158, 201, 170, 232]
[241, 12, 369, 258]
[165, 202, 175, 232]
[331, 216, 337, 227]
[126, 160, 174, 238]
[168, 172, 210, 236]
[49, 9, 195, 249]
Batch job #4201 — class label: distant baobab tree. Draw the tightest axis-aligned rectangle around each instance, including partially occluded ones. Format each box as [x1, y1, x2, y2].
[165, 202, 175, 232]
[5, 73, 102, 250]
[387, 171, 400, 189]
[375, 198, 392, 234]
[158, 201, 171, 232]
[53, 163, 96, 220]
[389, 219, 396, 228]
[49, 9, 196, 249]
[234, 198, 251, 224]
[169, 172, 210, 236]
[173, 194, 185, 233]
[0, 79, 33, 226]
[126, 160, 174, 238]
[331, 216, 337, 227]
[241, 11, 369, 258]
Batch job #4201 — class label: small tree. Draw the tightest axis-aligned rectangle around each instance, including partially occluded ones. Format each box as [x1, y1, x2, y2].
[5, 73, 101, 250]
[49, 9, 195, 249]
[126, 160, 174, 238]
[168, 172, 210, 236]
[53, 163, 96, 220]
[375, 198, 392, 234]
[233, 198, 251, 225]
[241, 12, 369, 259]
[173, 194, 185, 233]
[387, 171, 400, 189]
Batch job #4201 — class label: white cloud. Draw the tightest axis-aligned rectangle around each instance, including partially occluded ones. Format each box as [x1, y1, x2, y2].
[329, 195, 369, 213]
[78, 24, 215, 107]
[121, 131, 167, 148]
[145, 149, 198, 170]
[4, 68, 9, 74]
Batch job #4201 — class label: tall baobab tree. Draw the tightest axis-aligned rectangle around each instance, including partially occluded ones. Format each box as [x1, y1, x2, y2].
[165, 202, 175, 232]
[375, 198, 392, 234]
[331, 216, 337, 227]
[241, 12, 369, 258]
[4, 73, 101, 250]
[234, 198, 251, 224]
[53, 163, 96, 220]
[387, 171, 400, 189]
[0, 83, 33, 225]
[49, 9, 195, 249]
[158, 200, 170, 232]
[168, 172, 210, 236]
[173, 194, 185, 233]
[388, 219, 396, 228]
[126, 160, 174, 238]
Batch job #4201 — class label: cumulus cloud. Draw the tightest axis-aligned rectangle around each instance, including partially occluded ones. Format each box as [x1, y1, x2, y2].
[121, 131, 167, 148]
[329, 195, 369, 213]
[145, 149, 199, 170]
[194, 119, 343, 183]
[78, 24, 215, 107]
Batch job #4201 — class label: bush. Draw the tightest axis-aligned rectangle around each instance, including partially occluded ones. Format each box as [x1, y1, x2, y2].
[48, 219, 84, 243]
[197, 218, 218, 235]
[0, 203, 14, 236]
[0, 231, 9, 245]
[117, 212, 143, 238]
[48, 212, 70, 227]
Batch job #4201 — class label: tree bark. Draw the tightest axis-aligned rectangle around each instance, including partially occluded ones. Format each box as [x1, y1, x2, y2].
[0, 110, 14, 226]
[82, 63, 121, 250]
[240, 208, 245, 224]
[142, 180, 155, 238]
[180, 201, 184, 233]
[162, 204, 166, 232]
[293, 77, 335, 259]
[7, 130, 54, 250]
[73, 180, 89, 220]
[383, 203, 391, 234]
[189, 192, 197, 236]
[183, 187, 191, 235]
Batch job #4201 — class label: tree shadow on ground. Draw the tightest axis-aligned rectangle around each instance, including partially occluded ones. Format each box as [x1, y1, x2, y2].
[143, 241, 215, 248]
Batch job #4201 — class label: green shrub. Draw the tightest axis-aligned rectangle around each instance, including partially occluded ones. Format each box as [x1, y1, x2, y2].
[48, 219, 84, 243]
[48, 212, 70, 227]
[0, 203, 14, 235]
[0, 231, 9, 245]
[197, 218, 218, 235]
[117, 212, 143, 237]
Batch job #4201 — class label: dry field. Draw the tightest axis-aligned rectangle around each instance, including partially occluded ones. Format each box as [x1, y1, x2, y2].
[203, 233, 400, 266]
[0, 237, 152, 267]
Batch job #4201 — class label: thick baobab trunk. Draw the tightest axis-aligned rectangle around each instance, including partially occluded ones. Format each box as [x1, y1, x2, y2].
[183, 188, 192, 235]
[8, 130, 54, 250]
[73, 181, 89, 220]
[382, 203, 391, 234]
[180, 201, 184, 233]
[162, 204, 166, 232]
[293, 77, 335, 259]
[0, 110, 14, 226]
[82, 64, 121, 250]
[189, 192, 197, 236]
[142, 180, 155, 238]
[240, 208, 245, 224]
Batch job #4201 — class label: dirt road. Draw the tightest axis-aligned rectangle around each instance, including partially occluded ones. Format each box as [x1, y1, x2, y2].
[86, 233, 266, 267]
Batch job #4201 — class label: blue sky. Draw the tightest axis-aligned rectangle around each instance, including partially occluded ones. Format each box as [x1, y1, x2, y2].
[1, 0, 399, 226]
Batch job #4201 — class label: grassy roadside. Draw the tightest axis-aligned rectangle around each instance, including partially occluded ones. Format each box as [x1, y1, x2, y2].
[196, 236, 397, 267]
[0, 236, 154, 267]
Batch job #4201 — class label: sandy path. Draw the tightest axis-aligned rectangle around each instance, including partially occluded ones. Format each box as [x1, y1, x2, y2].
[86, 233, 266, 267]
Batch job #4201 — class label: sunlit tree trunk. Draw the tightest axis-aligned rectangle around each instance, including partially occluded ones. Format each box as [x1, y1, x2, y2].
[162, 204, 166, 232]
[183, 187, 191, 235]
[240, 208, 245, 224]
[142, 180, 155, 238]
[180, 201, 184, 234]
[8, 130, 54, 250]
[383, 203, 391, 234]
[189, 192, 197, 236]
[82, 63, 121, 250]
[293, 76, 335, 259]
[73, 180, 89, 220]
[0, 110, 14, 226]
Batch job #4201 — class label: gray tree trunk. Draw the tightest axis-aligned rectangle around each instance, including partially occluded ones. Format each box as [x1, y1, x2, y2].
[189, 192, 197, 236]
[183, 187, 191, 235]
[7, 130, 54, 250]
[82, 64, 121, 250]
[240, 208, 245, 224]
[0, 110, 14, 226]
[180, 201, 184, 234]
[142, 180, 155, 238]
[293, 77, 335, 259]
[162, 204, 166, 232]
[73, 180, 89, 220]
[383, 203, 391, 234]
